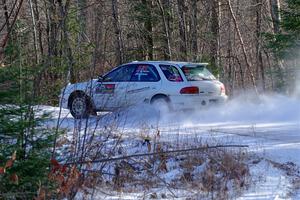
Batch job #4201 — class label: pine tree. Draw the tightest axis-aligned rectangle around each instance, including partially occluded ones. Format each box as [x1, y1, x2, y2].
[268, 0, 300, 58]
[0, 26, 57, 199]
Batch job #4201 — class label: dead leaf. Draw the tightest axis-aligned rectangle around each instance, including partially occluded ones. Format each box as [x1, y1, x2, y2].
[50, 158, 60, 167]
[10, 173, 18, 184]
[0, 167, 5, 174]
[35, 188, 46, 200]
[11, 151, 17, 161]
[55, 174, 64, 184]
[5, 160, 13, 169]
[61, 165, 67, 173]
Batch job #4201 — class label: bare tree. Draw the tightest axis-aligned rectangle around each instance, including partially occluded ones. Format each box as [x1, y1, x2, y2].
[57, 0, 75, 83]
[0, 0, 24, 49]
[1, 0, 290, 99]
[227, 0, 257, 93]
[141, 0, 153, 60]
[28, 0, 39, 63]
[47, 0, 58, 59]
[177, 0, 187, 60]
[254, 0, 265, 90]
[190, 0, 198, 61]
[111, 0, 124, 65]
[209, 0, 220, 68]
[0, 0, 10, 59]
[94, 1, 105, 74]
[269, 0, 281, 34]
[156, 0, 172, 60]
[77, 0, 87, 43]
[2, 0, 10, 32]
[32, 0, 44, 59]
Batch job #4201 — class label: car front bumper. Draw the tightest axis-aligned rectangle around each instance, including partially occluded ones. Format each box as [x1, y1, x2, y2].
[59, 95, 69, 109]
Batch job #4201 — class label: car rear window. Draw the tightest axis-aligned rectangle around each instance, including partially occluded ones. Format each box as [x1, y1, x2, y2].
[181, 65, 216, 81]
[159, 65, 183, 82]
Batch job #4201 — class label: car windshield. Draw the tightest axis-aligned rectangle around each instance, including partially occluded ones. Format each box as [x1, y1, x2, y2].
[181, 65, 216, 81]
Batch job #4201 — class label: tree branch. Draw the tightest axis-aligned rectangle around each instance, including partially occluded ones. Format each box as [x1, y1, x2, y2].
[65, 144, 249, 165]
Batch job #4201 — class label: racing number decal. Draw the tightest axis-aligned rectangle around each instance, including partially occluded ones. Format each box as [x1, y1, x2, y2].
[96, 84, 115, 94]
[134, 65, 149, 80]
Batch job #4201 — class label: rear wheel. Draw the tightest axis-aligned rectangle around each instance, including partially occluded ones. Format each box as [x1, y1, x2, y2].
[151, 96, 171, 114]
[69, 93, 94, 119]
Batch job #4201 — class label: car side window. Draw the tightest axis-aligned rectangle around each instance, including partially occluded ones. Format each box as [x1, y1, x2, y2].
[159, 65, 183, 82]
[103, 65, 136, 82]
[130, 64, 160, 82]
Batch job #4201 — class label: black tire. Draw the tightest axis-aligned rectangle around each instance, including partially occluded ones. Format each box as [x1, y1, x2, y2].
[150, 96, 171, 114]
[69, 93, 94, 119]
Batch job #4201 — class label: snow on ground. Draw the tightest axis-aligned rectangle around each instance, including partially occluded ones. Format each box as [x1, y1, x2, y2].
[37, 94, 300, 199]
[239, 160, 292, 200]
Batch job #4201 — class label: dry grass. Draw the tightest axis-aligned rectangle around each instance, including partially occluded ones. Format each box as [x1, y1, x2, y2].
[83, 132, 252, 199]
[267, 159, 300, 197]
[52, 120, 253, 199]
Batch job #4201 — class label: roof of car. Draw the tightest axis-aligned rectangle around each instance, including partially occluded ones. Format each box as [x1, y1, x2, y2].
[127, 60, 209, 67]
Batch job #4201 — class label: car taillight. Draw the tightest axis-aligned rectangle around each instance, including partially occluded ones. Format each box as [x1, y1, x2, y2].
[220, 84, 226, 95]
[180, 86, 199, 94]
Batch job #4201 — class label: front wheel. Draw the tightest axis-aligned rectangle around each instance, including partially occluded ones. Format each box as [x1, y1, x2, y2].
[69, 94, 94, 119]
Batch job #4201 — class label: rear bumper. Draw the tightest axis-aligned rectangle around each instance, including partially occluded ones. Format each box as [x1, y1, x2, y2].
[169, 94, 228, 110]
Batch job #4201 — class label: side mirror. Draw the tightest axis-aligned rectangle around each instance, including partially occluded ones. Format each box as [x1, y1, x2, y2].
[97, 75, 103, 82]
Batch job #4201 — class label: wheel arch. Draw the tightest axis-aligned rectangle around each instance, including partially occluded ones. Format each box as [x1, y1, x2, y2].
[68, 90, 95, 109]
[150, 93, 171, 104]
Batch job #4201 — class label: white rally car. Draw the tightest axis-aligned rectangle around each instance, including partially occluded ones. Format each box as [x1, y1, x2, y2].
[59, 61, 228, 118]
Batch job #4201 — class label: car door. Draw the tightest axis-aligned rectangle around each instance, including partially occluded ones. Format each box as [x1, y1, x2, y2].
[125, 64, 162, 105]
[93, 65, 136, 110]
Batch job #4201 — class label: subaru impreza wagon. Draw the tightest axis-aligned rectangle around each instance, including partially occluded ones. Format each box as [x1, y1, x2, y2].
[59, 61, 227, 119]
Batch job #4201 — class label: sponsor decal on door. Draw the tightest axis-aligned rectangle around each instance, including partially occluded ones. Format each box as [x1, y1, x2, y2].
[127, 86, 150, 94]
[96, 84, 115, 94]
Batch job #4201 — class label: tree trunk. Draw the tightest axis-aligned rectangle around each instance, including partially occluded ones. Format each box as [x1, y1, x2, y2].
[2, 0, 10, 32]
[75, 0, 87, 81]
[77, 0, 87, 43]
[111, 0, 124, 65]
[0, 0, 10, 60]
[177, 0, 187, 60]
[156, 0, 172, 60]
[47, 0, 58, 59]
[1, 0, 24, 49]
[33, 0, 44, 58]
[227, 0, 257, 93]
[269, 0, 284, 91]
[226, 7, 234, 94]
[190, 0, 198, 61]
[255, 0, 265, 90]
[28, 0, 39, 63]
[269, 0, 281, 34]
[57, 0, 75, 83]
[94, 2, 104, 74]
[209, 0, 219, 68]
[142, 0, 153, 60]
